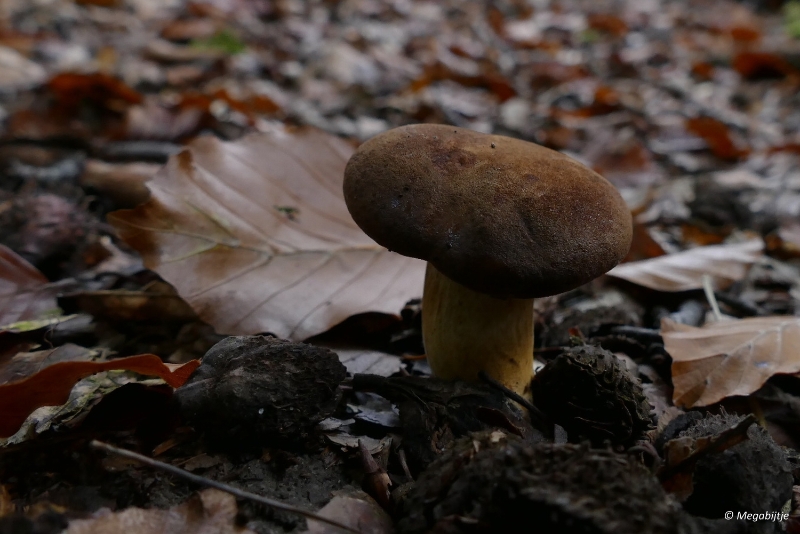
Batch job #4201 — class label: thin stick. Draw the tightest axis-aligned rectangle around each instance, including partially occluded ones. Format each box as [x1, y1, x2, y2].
[702, 274, 723, 322]
[89, 440, 361, 534]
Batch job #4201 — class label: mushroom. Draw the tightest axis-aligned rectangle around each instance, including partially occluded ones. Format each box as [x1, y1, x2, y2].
[343, 124, 632, 397]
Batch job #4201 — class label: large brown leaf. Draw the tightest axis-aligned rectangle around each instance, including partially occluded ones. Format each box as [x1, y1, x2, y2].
[663, 317, 800, 408]
[607, 239, 763, 291]
[108, 128, 425, 340]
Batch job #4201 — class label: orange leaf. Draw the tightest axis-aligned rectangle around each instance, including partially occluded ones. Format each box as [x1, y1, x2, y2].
[728, 26, 760, 43]
[685, 116, 748, 161]
[733, 52, 795, 80]
[623, 223, 666, 263]
[690, 62, 715, 81]
[48, 72, 142, 111]
[588, 14, 628, 36]
[0, 355, 199, 438]
[663, 317, 800, 408]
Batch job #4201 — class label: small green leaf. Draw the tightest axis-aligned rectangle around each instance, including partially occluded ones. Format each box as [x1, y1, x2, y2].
[191, 29, 246, 55]
[785, 1, 800, 39]
[579, 29, 601, 44]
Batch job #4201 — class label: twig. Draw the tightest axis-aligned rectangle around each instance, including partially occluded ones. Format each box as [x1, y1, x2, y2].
[702, 274, 723, 322]
[397, 448, 413, 481]
[89, 440, 361, 534]
[608, 326, 663, 343]
[713, 292, 764, 317]
[477, 371, 549, 427]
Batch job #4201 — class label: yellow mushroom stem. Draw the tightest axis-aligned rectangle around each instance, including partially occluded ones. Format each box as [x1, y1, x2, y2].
[422, 263, 534, 397]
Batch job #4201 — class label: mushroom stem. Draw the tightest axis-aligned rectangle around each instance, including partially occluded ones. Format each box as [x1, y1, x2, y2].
[422, 263, 534, 397]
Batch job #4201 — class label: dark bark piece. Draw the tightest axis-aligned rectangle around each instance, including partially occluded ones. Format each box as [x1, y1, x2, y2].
[176, 335, 346, 448]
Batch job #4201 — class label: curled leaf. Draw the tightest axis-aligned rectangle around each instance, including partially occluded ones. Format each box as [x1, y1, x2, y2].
[0, 354, 199, 437]
[607, 239, 763, 292]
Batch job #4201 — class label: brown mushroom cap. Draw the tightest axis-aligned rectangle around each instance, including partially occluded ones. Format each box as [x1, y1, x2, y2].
[343, 124, 632, 298]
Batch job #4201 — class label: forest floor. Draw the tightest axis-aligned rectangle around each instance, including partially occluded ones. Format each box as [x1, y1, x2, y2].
[1, 0, 800, 532]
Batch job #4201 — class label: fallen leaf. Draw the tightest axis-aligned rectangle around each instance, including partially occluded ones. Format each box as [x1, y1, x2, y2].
[161, 18, 220, 41]
[324, 433, 392, 456]
[623, 222, 666, 262]
[685, 116, 748, 161]
[124, 99, 205, 141]
[690, 62, 715, 81]
[75, 0, 119, 7]
[0, 353, 199, 437]
[0, 343, 96, 385]
[65, 489, 256, 534]
[48, 72, 142, 111]
[528, 62, 588, 89]
[80, 160, 157, 208]
[0, 244, 59, 325]
[728, 25, 761, 42]
[663, 317, 800, 408]
[733, 51, 796, 80]
[144, 39, 225, 63]
[303, 491, 393, 534]
[0, 45, 46, 92]
[591, 141, 660, 188]
[587, 14, 628, 36]
[108, 128, 425, 340]
[680, 223, 728, 247]
[607, 239, 763, 291]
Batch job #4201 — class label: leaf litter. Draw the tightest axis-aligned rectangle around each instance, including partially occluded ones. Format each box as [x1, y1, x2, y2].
[2, 0, 800, 531]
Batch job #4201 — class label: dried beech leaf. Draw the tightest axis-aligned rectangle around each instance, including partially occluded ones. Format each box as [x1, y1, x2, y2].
[0, 244, 58, 325]
[607, 239, 763, 291]
[65, 489, 255, 534]
[108, 128, 425, 340]
[663, 317, 800, 408]
[303, 492, 393, 534]
[0, 354, 199, 437]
